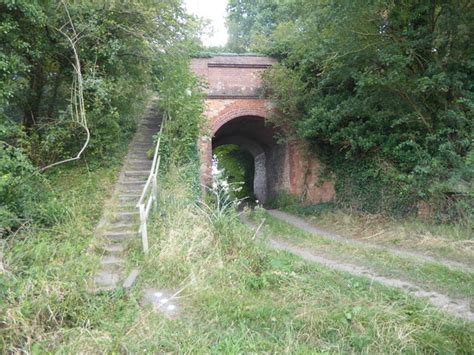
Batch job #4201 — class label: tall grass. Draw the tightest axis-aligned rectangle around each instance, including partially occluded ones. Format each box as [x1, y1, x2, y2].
[2, 162, 473, 353]
[1, 159, 125, 352]
[123, 164, 474, 353]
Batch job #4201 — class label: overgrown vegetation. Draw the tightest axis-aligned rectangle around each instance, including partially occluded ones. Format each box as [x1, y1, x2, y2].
[2, 1, 474, 352]
[281, 201, 474, 267]
[123, 165, 474, 353]
[214, 144, 256, 200]
[227, 0, 474, 224]
[0, 0, 192, 234]
[155, 44, 204, 171]
[3, 145, 473, 352]
[1, 150, 128, 352]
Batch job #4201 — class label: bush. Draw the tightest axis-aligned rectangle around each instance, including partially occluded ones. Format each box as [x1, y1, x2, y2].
[265, 192, 299, 209]
[0, 121, 63, 234]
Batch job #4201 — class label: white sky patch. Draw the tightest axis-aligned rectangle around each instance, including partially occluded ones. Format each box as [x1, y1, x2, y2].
[184, 0, 228, 47]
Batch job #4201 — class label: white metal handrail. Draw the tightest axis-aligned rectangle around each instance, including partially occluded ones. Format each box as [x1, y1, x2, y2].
[136, 114, 165, 254]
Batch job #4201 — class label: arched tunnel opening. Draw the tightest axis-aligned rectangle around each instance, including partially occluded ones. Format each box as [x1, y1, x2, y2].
[213, 144, 255, 200]
[212, 115, 277, 204]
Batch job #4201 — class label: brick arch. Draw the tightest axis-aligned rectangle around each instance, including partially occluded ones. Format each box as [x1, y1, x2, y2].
[212, 104, 269, 134]
[213, 135, 265, 158]
[193, 54, 335, 204]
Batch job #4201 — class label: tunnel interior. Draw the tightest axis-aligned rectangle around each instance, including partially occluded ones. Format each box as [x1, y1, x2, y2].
[212, 115, 277, 203]
[213, 144, 255, 200]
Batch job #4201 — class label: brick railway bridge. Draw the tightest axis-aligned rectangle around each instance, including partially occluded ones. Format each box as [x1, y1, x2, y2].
[191, 54, 334, 204]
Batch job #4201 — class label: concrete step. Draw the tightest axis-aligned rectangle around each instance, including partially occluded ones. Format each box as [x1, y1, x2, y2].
[128, 152, 150, 158]
[127, 153, 149, 160]
[128, 151, 149, 158]
[104, 230, 138, 240]
[140, 119, 160, 125]
[134, 134, 156, 140]
[124, 170, 150, 177]
[117, 203, 138, 208]
[112, 212, 139, 224]
[126, 159, 152, 164]
[139, 123, 160, 129]
[104, 229, 138, 239]
[133, 131, 156, 137]
[118, 194, 141, 203]
[103, 243, 127, 254]
[123, 269, 140, 289]
[100, 255, 124, 267]
[133, 142, 154, 148]
[117, 205, 137, 213]
[123, 175, 149, 182]
[108, 222, 136, 231]
[118, 181, 146, 189]
[120, 181, 146, 187]
[124, 167, 149, 174]
[139, 128, 159, 133]
[129, 146, 151, 152]
[118, 186, 144, 194]
[94, 270, 120, 290]
[125, 161, 152, 169]
[130, 138, 154, 144]
[128, 146, 150, 151]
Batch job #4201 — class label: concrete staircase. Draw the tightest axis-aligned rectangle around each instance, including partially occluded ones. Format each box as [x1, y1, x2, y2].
[91, 104, 162, 291]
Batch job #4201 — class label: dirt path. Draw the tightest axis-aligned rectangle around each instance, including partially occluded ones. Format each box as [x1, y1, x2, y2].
[268, 209, 474, 273]
[240, 214, 474, 322]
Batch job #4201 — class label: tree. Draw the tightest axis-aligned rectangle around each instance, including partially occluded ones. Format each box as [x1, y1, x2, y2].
[0, 0, 200, 233]
[238, 0, 474, 221]
[226, 0, 292, 53]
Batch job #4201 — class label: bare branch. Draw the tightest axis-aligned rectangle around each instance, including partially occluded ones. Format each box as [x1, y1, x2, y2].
[41, 1, 90, 172]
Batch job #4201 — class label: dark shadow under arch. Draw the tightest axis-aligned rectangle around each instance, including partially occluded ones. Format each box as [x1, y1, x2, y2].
[212, 115, 276, 203]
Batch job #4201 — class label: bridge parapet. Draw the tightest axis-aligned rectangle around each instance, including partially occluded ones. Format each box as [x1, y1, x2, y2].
[191, 55, 277, 98]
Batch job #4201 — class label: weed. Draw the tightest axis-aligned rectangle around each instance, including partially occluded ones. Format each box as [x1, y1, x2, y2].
[250, 209, 474, 302]
[281, 203, 474, 265]
[2, 162, 473, 353]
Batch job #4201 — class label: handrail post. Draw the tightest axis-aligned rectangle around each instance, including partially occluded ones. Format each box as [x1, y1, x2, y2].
[139, 204, 149, 254]
[152, 174, 158, 208]
[136, 112, 165, 254]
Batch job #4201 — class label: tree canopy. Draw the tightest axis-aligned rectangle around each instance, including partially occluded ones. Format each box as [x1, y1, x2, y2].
[227, 0, 474, 221]
[0, 0, 201, 233]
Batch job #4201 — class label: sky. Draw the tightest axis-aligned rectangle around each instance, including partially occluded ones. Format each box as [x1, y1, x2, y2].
[184, 0, 229, 47]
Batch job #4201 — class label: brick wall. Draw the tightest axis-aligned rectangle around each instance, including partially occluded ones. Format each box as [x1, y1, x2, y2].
[191, 55, 277, 97]
[191, 55, 335, 205]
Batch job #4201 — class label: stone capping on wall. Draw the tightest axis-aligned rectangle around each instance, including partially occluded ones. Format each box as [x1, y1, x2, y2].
[193, 53, 272, 57]
[207, 63, 272, 69]
[207, 95, 263, 99]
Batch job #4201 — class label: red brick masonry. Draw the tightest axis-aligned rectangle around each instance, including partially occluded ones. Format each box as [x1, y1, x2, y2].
[191, 55, 335, 204]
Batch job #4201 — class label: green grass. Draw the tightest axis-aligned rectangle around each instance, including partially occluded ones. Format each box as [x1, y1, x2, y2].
[2, 163, 473, 353]
[249, 208, 474, 303]
[281, 203, 474, 266]
[0, 150, 128, 352]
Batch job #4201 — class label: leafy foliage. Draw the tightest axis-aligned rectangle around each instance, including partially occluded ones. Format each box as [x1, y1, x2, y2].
[0, 0, 199, 232]
[154, 40, 206, 197]
[228, 0, 474, 222]
[214, 144, 255, 200]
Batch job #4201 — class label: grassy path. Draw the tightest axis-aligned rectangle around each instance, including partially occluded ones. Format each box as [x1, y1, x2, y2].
[268, 209, 474, 273]
[244, 210, 474, 322]
[3, 165, 474, 352]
